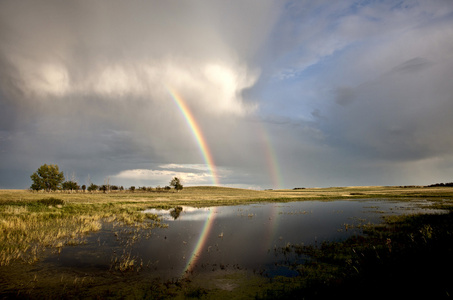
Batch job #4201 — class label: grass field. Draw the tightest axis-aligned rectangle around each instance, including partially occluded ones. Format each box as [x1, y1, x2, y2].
[3, 185, 453, 204]
[1, 186, 453, 266]
[1, 186, 453, 298]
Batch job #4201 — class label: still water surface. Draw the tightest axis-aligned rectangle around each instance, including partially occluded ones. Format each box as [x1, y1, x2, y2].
[47, 199, 438, 279]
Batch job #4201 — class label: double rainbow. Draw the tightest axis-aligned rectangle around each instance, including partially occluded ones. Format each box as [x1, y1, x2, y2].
[166, 87, 284, 276]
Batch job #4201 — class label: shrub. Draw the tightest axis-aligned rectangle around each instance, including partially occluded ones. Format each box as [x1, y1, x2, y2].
[37, 197, 65, 206]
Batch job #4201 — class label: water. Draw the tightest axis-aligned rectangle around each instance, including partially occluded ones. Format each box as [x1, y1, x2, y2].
[45, 199, 441, 280]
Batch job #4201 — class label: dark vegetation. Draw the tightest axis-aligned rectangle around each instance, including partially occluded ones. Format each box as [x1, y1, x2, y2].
[170, 206, 183, 219]
[258, 210, 453, 299]
[36, 197, 65, 206]
[427, 182, 453, 187]
[169, 177, 183, 192]
[1, 197, 65, 208]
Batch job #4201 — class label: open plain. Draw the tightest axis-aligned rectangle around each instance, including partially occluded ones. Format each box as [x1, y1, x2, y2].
[1, 186, 453, 299]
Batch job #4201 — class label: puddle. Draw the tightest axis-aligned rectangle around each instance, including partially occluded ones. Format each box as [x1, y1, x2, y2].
[44, 199, 442, 280]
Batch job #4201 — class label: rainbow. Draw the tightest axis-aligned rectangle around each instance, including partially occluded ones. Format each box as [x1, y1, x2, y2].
[266, 204, 282, 253]
[166, 87, 219, 275]
[259, 124, 283, 189]
[166, 87, 219, 186]
[183, 207, 217, 275]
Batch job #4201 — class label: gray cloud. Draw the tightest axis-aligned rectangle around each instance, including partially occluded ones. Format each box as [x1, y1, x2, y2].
[334, 87, 357, 106]
[253, 0, 453, 186]
[391, 57, 434, 74]
[328, 54, 453, 162]
[0, 0, 282, 188]
[1, 0, 453, 189]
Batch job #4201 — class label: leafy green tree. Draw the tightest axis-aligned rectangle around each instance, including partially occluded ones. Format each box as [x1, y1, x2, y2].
[170, 177, 183, 192]
[30, 164, 65, 191]
[62, 180, 79, 192]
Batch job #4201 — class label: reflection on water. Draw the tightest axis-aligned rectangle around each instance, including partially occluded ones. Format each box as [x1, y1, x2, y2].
[45, 199, 440, 280]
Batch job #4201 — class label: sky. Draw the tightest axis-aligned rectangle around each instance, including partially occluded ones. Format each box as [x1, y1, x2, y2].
[1, 0, 453, 189]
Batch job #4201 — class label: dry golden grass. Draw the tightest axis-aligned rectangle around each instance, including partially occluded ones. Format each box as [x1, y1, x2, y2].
[1, 185, 453, 266]
[0, 191, 164, 266]
[2, 185, 453, 208]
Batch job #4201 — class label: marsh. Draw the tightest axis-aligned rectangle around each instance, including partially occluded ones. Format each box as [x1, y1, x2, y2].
[40, 200, 442, 279]
[1, 187, 452, 298]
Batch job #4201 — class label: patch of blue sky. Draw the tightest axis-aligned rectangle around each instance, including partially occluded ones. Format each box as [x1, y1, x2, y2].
[257, 75, 322, 122]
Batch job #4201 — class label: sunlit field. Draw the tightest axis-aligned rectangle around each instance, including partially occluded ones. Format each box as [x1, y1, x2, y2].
[3, 185, 453, 204]
[1, 186, 453, 298]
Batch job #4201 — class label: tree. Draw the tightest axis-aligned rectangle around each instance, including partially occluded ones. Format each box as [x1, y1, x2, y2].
[170, 177, 183, 192]
[170, 206, 183, 219]
[87, 183, 98, 192]
[62, 180, 79, 192]
[100, 185, 108, 193]
[30, 164, 65, 192]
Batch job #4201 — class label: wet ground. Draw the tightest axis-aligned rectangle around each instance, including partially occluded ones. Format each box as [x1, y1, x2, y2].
[45, 199, 441, 279]
[1, 199, 447, 298]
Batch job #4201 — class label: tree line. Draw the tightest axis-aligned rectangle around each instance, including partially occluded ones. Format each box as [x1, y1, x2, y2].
[30, 164, 183, 193]
[426, 182, 453, 187]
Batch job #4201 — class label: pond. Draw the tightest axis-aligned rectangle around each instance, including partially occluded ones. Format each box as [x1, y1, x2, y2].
[44, 199, 442, 281]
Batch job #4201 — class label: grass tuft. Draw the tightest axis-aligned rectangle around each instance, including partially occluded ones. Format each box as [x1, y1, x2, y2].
[37, 197, 65, 206]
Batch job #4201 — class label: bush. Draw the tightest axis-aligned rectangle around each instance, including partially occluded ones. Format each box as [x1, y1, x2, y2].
[37, 197, 65, 206]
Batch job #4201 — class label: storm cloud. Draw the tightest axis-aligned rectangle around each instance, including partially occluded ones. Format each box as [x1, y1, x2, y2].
[1, 0, 453, 189]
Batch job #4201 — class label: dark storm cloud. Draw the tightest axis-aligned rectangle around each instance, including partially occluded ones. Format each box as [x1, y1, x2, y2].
[0, 0, 282, 188]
